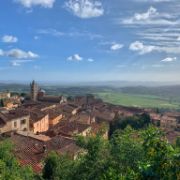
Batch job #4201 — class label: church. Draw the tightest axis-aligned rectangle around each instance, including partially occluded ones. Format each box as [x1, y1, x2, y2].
[30, 80, 67, 104]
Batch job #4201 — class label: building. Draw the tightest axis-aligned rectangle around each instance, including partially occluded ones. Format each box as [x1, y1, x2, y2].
[46, 121, 91, 138]
[30, 80, 39, 101]
[45, 108, 64, 127]
[8, 132, 80, 172]
[0, 92, 11, 99]
[29, 110, 49, 133]
[0, 110, 30, 134]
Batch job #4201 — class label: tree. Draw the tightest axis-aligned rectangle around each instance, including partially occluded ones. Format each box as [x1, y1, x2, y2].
[42, 127, 180, 180]
[109, 113, 151, 136]
[42, 152, 59, 180]
[139, 126, 180, 179]
[0, 140, 35, 180]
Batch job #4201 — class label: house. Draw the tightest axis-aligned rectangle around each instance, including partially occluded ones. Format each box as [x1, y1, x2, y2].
[0, 110, 30, 134]
[38, 95, 67, 104]
[45, 108, 64, 127]
[69, 111, 93, 125]
[62, 104, 80, 116]
[46, 121, 91, 138]
[0, 92, 11, 99]
[2, 98, 20, 109]
[29, 110, 49, 133]
[7, 132, 80, 172]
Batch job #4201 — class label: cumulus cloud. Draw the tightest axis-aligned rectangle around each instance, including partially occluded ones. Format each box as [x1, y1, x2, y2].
[134, 6, 158, 21]
[67, 54, 83, 61]
[161, 57, 177, 62]
[110, 43, 124, 51]
[0, 48, 39, 59]
[65, 0, 104, 18]
[129, 41, 155, 54]
[5, 49, 39, 59]
[14, 0, 55, 8]
[2, 35, 18, 43]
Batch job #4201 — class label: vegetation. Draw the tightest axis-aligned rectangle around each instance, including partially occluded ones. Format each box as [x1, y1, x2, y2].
[42, 127, 180, 180]
[0, 140, 35, 180]
[0, 126, 179, 179]
[96, 92, 180, 109]
[1, 83, 180, 109]
[109, 113, 151, 136]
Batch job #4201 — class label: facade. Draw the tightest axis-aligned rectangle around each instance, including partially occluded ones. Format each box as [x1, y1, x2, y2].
[30, 112, 49, 134]
[0, 111, 30, 134]
[0, 92, 11, 99]
[48, 112, 63, 127]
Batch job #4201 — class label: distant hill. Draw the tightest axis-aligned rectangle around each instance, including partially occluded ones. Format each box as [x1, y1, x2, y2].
[0, 83, 180, 103]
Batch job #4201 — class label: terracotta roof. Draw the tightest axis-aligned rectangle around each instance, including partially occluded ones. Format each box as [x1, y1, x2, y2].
[8, 133, 77, 173]
[46, 121, 90, 137]
[38, 96, 62, 103]
[45, 108, 63, 119]
[29, 110, 48, 122]
[0, 110, 29, 122]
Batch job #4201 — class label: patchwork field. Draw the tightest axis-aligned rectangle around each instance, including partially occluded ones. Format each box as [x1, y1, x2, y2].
[95, 92, 180, 109]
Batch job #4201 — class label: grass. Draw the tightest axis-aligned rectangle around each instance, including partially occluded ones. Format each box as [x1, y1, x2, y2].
[95, 92, 180, 109]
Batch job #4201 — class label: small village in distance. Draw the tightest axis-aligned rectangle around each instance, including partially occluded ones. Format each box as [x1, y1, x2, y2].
[0, 81, 180, 173]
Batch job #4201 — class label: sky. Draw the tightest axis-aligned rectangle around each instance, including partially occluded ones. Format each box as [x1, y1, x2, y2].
[0, 0, 180, 83]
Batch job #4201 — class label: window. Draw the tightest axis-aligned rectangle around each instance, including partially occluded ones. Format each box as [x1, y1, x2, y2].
[14, 121, 17, 128]
[21, 119, 26, 125]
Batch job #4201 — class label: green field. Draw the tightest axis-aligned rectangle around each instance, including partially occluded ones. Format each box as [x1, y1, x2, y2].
[95, 92, 180, 109]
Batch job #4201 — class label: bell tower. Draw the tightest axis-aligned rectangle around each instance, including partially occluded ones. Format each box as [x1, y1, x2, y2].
[30, 80, 39, 101]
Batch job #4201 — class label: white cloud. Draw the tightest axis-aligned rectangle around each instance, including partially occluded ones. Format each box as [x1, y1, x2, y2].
[87, 58, 94, 62]
[110, 43, 124, 51]
[67, 54, 83, 61]
[11, 59, 34, 66]
[122, 6, 177, 26]
[129, 41, 155, 54]
[14, 0, 55, 8]
[5, 49, 38, 59]
[38, 29, 65, 37]
[161, 57, 177, 62]
[65, 0, 104, 18]
[38, 28, 102, 39]
[130, 41, 180, 54]
[134, 6, 158, 21]
[2, 35, 18, 43]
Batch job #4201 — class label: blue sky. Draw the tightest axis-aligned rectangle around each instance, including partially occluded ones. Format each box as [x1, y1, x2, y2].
[0, 0, 180, 83]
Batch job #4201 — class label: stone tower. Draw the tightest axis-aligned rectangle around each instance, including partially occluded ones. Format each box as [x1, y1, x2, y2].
[30, 80, 39, 101]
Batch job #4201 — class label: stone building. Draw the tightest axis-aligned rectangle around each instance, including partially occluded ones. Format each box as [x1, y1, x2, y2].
[30, 80, 39, 101]
[0, 110, 30, 134]
[0, 92, 11, 99]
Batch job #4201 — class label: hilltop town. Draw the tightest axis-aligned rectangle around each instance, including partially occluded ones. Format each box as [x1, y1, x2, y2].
[0, 81, 180, 172]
